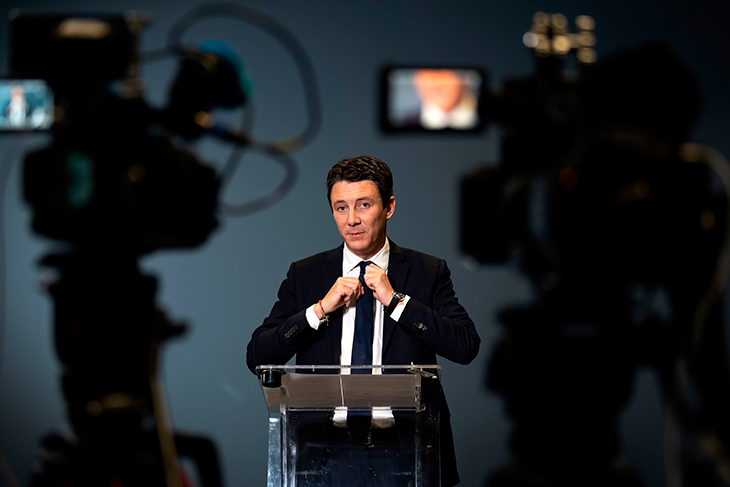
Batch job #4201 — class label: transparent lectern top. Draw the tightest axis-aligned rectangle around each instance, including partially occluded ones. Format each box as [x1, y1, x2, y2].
[255, 365, 442, 410]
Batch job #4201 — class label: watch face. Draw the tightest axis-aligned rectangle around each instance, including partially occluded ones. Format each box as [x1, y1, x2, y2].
[394, 292, 406, 300]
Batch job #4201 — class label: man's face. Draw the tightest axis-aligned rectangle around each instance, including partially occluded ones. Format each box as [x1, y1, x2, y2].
[330, 180, 395, 260]
[413, 69, 465, 112]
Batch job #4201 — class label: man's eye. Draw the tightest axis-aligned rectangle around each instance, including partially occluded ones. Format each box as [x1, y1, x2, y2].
[360, 202, 370, 208]
[335, 206, 346, 212]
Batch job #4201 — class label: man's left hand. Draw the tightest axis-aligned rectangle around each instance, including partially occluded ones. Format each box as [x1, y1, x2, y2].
[362, 263, 394, 306]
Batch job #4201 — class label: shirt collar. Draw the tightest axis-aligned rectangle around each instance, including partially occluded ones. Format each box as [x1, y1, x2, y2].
[343, 238, 390, 273]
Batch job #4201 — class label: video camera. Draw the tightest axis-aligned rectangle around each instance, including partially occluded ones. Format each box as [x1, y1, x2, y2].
[8, 11, 244, 253]
[460, 13, 716, 273]
[5, 10, 254, 487]
[459, 13, 730, 487]
[3, 4, 322, 484]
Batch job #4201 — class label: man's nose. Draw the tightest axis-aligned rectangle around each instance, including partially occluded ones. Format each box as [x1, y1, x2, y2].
[347, 208, 360, 225]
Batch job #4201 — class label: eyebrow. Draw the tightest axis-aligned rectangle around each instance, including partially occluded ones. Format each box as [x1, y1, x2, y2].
[332, 197, 375, 206]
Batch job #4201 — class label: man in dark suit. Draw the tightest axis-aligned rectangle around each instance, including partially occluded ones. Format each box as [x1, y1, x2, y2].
[247, 155, 480, 486]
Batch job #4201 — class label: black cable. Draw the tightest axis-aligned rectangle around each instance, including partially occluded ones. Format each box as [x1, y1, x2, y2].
[220, 99, 256, 186]
[214, 97, 303, 216]
[164, 2, 322, 151]
[0, 451, 23, 487]
[143, 2, 321, 216]
[219, 101, 302, 218]
[0, 134, 26, 409]
[139, 46, 176, 63]
[220, 150, 299, 217]
[667, 144, 730, 485]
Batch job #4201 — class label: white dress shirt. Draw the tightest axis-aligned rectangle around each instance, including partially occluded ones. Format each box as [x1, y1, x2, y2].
[304, 238, 410, 427]
[420, 90, 479, 130]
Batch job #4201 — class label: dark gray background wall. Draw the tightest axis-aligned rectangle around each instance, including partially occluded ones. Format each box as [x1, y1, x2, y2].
[1, 1, 729, 486]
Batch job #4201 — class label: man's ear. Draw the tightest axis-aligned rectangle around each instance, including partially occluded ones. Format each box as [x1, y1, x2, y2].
[386, 196, 396, 219]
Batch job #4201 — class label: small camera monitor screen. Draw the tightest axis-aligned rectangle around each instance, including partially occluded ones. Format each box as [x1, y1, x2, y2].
[381, 66, 486, 133]
[0, 79, 53, 132]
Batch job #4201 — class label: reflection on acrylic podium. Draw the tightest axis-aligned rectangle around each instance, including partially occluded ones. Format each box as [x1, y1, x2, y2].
[256, 365, 443, 487]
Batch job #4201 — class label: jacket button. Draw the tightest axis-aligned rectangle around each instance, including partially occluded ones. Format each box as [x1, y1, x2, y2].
[284, 325, 298, 338]
[411, 321, 427, 331]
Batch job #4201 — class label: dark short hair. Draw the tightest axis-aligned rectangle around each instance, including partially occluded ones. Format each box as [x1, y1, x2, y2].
[326, 155, 393, 208]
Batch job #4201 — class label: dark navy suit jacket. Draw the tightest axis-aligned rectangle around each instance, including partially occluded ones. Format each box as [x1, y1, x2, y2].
[246, 241, 480, 485]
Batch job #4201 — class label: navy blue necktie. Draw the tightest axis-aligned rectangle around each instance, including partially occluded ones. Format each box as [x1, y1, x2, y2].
[351, 260, 373, 374]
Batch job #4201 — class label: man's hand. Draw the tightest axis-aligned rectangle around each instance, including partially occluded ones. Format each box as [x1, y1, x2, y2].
[362, 263, 394, 306]
[320, 277, 363, 316]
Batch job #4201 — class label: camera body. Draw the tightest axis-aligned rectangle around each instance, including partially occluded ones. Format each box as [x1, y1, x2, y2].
[463, 14, 730, 487]
[8, 12, 239, 487]
[10, 12, 223, 254]
[460, 41, 721, 288]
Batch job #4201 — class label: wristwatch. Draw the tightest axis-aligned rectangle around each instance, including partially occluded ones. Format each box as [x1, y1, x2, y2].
[385, 291, 406, 316]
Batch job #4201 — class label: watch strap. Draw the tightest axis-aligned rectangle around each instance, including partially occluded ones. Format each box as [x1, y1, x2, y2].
[385, 292, 405, 315]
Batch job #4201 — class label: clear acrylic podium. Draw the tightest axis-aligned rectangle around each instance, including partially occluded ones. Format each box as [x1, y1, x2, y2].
[256, 365, 443, 487]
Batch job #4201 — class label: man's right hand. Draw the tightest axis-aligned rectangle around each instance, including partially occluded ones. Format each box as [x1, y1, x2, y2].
[319, 277, 363, 317]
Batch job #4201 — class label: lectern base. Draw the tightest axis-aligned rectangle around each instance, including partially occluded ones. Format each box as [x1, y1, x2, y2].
[294, 413, 419, 487]
[257, 365, 443, 487]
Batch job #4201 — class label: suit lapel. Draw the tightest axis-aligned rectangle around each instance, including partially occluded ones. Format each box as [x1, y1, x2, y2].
[323, 245, 344, 364]
[383, 241, 409, 360]
[321, 242, 409, 364]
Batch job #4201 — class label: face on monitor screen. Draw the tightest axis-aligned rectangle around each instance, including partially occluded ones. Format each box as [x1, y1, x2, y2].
[0, 79, 54, 132]
[380, 66, 487, 134]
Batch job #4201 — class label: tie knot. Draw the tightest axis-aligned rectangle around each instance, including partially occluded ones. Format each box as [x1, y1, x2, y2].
[358, 260, 372, 275]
